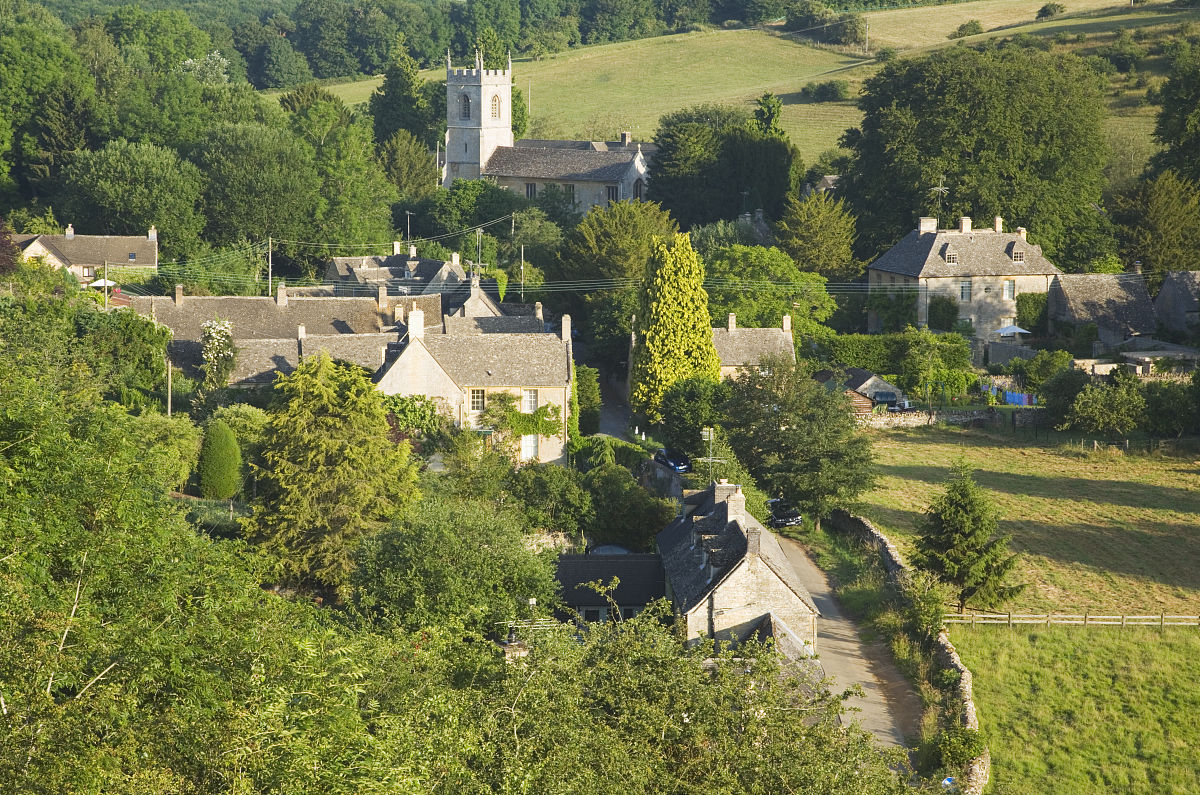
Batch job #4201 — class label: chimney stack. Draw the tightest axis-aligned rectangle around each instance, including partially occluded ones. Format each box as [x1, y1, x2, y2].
[148, 225, 157, 242]
[714, 478, 739, 505]
[725, 485, 746, 521]
[959, 216, 972, 234]
[377, 284, 388, 311]
[409, 244, 417, 258]
[993, 216, 1003, 233]
[1016, 227, 1028, 241]
[534, 301, 544, 321]
[561, 314, 572, 343]
[727, 313, 736, 332]
[1132, 260, 1143, 275]
[621, 131, 632, 146]
[393, 241, 402, 256]
[918, 217, 937, 234]
[297, 324, 306, 340]
[451, 252, 460, 267]
[65, 223, 75, 240]
[276, 284, 287, 307]
[408, 307, 424, 340]
[782, 314, 792, 333]
[174, 284, 184, 305]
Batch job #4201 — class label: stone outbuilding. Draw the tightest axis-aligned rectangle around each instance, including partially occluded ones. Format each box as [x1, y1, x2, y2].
[867, 216, 1061, 338]
[657, 480, 818, 655]
[1048, 273, 1157, 349]
[1153, 271, 1200, 335]
[813, 367, 903, 416]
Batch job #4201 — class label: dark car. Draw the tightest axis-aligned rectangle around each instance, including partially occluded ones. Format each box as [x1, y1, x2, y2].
[654, 448, 692, 473]
[766, 498, 803, 529]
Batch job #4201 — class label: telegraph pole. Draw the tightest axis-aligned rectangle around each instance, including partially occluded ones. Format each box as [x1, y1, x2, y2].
[166, 355, 172, 416]
[520, 245, 525, 302]
[267, 236, 273, 296]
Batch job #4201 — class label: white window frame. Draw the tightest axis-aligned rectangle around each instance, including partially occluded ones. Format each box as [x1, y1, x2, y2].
[81, 266, 95, 279]
[469, 388, 485, 412]
[945, 252, 958, 265]
[519, 433, 539, 462]
[960, 279, 972, 302]
[522, 389, 538, 413]
[1012, 250, 1024, 263]
[1003, 280, 1016, 300]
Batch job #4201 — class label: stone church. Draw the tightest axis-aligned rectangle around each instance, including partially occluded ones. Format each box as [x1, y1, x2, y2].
[443, 53, 650, 210]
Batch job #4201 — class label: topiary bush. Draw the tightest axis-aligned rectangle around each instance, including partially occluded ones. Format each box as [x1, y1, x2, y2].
[198, 419, 242, 500]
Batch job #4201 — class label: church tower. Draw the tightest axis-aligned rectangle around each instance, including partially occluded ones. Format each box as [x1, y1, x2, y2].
[443, 51, 513, 188]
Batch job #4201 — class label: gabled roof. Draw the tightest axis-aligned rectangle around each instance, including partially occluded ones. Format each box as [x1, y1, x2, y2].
[418, 332, 569, 387]
[870, 229, 1061, 278]
[515, 137, 658, 156]
[17, 232, 158, 267]
[1157, 271, 1200, 313]
[813, 367, 901, 398]
[1051, 274, 1157, 336]
[555, 554, 666, 609]
[483, 146, 639, 183]
[228, 338, 300, 385]
[711, 326, 794, 367]
[131, 295, 389, 340]
[442, 314, 545, 335]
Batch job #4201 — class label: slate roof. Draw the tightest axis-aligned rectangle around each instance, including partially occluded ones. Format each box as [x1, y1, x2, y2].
[17, 232, 158, 267]
[131, 295, 389, 340]
[813, 367, 902, 399]
[870, 229, 1061, 279]
[1051, 274, 1157, 336]
[711, 326, 795, 367]
[419, 333, 569, 387]
[555, 554, 666, 609]
[442, 314, 545, 335]
[656, 487, 819, 616]
[1157, 271, 1200, 313]
[483, 146, 637, 182]
[515, 138, 658, 156]
[326, 255, 467, 290]
[227, 339, 300, 386]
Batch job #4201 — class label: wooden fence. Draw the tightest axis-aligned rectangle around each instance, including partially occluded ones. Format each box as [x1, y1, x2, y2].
[946, 612, 1200, 629]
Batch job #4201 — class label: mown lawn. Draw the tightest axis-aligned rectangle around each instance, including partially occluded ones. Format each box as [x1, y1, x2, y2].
[858, 425, 1200, 792]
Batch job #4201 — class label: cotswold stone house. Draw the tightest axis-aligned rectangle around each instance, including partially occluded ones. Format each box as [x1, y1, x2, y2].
[443, 53, 649, 209]
[1048, 273, 1157, 349]
[867, 217, 1061, 338]
[1154, 271, 1200, 334]
[711, 314, 795, 379]
[375, 311, 574, 464]
[657, 480, 818, 655]
[17, 224, 158, 285]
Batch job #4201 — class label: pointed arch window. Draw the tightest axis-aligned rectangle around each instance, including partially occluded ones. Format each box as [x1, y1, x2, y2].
[490, 94, 501, 119]
[460, 94, 471, 120]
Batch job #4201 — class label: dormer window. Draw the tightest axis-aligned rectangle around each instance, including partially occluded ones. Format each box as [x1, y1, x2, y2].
[1012, 250, 1024, 263]
[945, 252, 958, 265]
[460, 94, 471, 120]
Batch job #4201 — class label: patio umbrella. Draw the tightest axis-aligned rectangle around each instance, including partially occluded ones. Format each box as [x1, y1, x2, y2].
[993, 324, 1030, 336]
[88, 278, 117, 287]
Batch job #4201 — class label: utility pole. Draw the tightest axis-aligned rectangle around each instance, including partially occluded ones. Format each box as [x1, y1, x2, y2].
[476, 227, 483, 275]
[405, 210, 413, 244]
[520, 245, 525, 302]
[695, 427, 725, 483]
[166, 355, 172, 416]
[267, 236, 273, 296]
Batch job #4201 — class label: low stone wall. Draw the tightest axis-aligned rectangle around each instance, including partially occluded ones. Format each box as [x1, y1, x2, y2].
[988, 341, 1038, 367]
[829, 510, 990, 795]
[860, 407, 1042, 431]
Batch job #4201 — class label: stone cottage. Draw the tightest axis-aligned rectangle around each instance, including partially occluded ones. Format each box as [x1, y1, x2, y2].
[711, 314, 795, 379]
[1154, 271, 1200, 335]
[16, 224, 158, 285]
[1048, 273, 1157, 349]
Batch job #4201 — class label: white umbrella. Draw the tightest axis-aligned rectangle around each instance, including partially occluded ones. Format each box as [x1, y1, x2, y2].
[993, 324, 1030, 336]
[88, 278, 117, 287]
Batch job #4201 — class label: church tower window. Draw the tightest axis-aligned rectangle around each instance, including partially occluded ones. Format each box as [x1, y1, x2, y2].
[460, 94, 471, 120]
[491, 95, 501, 119]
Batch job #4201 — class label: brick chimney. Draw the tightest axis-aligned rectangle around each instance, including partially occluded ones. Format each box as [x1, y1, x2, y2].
[561, 314, 571, 343]
[1016, 227, 1028, 241]
[959, 216, 972, 233]
[65, 223, 75, 240]
[174, 284, 184, 305]
[297, 324, 306, 340]
[276, 284, 287, 307]
[727, 313, 736, 332]
[393, 240, 402, 256]
[918, 217, 937, 234]
[409, 244, 417, 258]
[377, 284, 387, 311]
[148, 225, 157, 242]
[782, 315, 792, 333]
[408, 307, 424, 340]
[993, 216, 1003, 233]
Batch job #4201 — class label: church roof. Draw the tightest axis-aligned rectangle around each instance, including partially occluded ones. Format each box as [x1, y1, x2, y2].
[483, 146, 638, 183]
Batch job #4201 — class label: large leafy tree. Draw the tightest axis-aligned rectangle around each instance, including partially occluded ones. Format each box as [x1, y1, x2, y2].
[1113, 170, 1200, 290]
[1153, 44, 1200, 183]
[629, 233, 721, 423]
[57, 138, 205, 258]
[646, 121, 722, 227]
[915, 460, 1022, 612]
[704, 244, 835, 337]
[377, 129, 439, 201]
[1058, 369, 1146, 437]
[724, 356, 875, 531]
[774, 190, 860, 280]
[841, 45, 1109, 268]
[245, 351, 419, 594]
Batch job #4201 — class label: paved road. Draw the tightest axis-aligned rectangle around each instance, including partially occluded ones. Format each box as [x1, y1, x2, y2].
[597, 375, 631, 439]
[778, 536, 924, 748]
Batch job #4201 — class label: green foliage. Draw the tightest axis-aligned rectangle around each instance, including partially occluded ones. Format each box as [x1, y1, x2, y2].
[866, 291, 917, 332]
[1141, 380, 1196, 437]
[377, 129, 438, 202]
[0, 215, 17, 275]
[369, 36, 439, 148]
[785, 0, 865, 45]
[826, 332, 911, 374]
[478, 390, 563, 458]
[1037, 2, 1065, 19]
[680, 426, 771, 521]
[351, 489, 558, 633]
[1016, 292, 1048, 335]
[209, 402, 268, 472]
[1058, 370, 1146, 437]
[129, 411, 204, 492]
[799, 80, 851, 102]
[575, 363, 602, 435]
[948, 19, 983, 38]
[630, 234, 722, 423]
[689, 217, 761, 256]
[899, 328, 975, 402]
[505, 463, 596, 536]
[927, 295, 958, 332]
[915, 460, 1022, 612]
[1040, 366, 1090, 426]
[1155, 44, 1200, 182]
[244, 351, 419, 594]
[704, 244, 835, 335]
[583, 462, 677, 550]
[659, 374, 731, 453]
[1008, 349, 1072, 393]
[198, 419, 242, 499]
[382, 393, 445, 437]
[724, 356, 876, 530]
[843, 47, 1109, 268]
[1085, 252, 1124, 274]
[774, 191, 858, 280]
[1113, 170, 1200, 291]
[753, 91, 784, 136]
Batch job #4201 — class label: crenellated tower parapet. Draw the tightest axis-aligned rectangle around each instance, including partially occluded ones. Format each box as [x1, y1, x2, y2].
[443, 51, 514, 187]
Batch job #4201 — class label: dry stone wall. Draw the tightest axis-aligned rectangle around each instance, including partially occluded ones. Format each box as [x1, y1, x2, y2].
[829, 510, 990, 795]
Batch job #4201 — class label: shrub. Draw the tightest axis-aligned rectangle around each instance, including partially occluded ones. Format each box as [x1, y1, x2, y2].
[936, 725, 985, 769]
[800, 80, 851, 102]
[948, 20, 984, 39]
[198, 420, 241, 500]
[1037, 2, 1066, 19]
[1015, 292, 1048, 335]
[826, 333, 910, 374]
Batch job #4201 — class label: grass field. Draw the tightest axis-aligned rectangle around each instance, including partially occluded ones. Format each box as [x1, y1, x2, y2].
[856, 425, 1200, 792]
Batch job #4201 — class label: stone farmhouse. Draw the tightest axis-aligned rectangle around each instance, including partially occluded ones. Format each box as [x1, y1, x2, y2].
[1153, 271, 1200, 335]
[711, 313, 795, 379]
[867, 216, 1061, 338]
[16, 224, 158, 285]
[1048, 273, 1157, 350]
[657, 480, 818, 655]
[443, 53, 649, 209]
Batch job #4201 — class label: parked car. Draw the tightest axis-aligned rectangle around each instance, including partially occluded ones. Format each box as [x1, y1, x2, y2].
[766, 498, 803, 528]
[654, 448, 692, 473]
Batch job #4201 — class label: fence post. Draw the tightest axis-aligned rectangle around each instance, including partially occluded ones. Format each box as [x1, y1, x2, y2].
[1084, 612, 1088, 627]
[1007, 612, 1012, 628]
[1121, 614, 1126, 630]
[1161, 612, 1166, 632]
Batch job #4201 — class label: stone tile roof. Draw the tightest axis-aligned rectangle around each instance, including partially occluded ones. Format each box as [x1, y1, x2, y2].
[1050, 274, 1157, 336]
[515, 138, 657, 155]
[16, 232, 158, 267]
[870, 229, 1061, 279]
[555, 554, 666, 609]
[442, 314, 545, 335]
[711, 327, 794, 367]
[131, 295, 389, 340]
[1157, 271, 1200, 313]
[419, 333, 570, 387]
[302, 333, 397, 373]
[483, 146, 637, 182]
[326, 255, 467, 288]
[656, 486, 819, 616]
[813, 367, 902, 400]
[228, 338, 300, 386]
